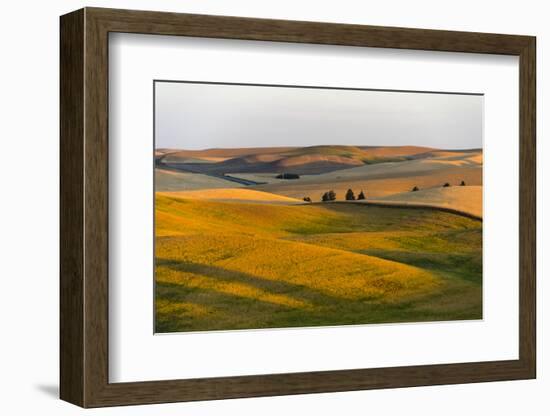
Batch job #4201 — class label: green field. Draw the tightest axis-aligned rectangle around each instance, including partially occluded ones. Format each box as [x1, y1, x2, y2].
[155, 194, 482, 332]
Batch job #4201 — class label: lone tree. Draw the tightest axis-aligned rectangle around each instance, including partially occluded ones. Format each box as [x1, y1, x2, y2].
[303, 196, 312, 202]
[412, 186, 419, 192]
[443, 182, 451, 187]
[460, 180, 466, 186]
[357, 190, 366, 200]
[345, 188, 356, 201]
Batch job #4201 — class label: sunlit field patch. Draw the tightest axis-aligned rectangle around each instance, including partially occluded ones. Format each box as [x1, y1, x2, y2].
[155, 194, 482, 332]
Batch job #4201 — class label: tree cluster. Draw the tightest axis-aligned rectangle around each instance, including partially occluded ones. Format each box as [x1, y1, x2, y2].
[321, 190, 337, 202]
[345, 189, 355, 200]
[276, 173, 300, 180]
[320, 189, 366, 202]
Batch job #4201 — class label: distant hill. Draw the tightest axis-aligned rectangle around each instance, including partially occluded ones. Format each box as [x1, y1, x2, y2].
[160, 145, 441, 175]
[253, 149, 482, 202]
[358, 145, 436, 157]
[162, 147, 296, 162]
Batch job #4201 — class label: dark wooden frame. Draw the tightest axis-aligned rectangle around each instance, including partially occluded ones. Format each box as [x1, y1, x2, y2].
[60, 7, 536, 408]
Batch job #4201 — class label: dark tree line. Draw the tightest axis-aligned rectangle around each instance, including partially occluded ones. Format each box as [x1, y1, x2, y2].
[316, 188, 367, 202]
[344, 189, 366, 200]
[277, 173, 300, 179]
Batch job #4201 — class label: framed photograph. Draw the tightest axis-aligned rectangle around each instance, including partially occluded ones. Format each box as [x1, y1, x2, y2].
[60, 7, 536, 408]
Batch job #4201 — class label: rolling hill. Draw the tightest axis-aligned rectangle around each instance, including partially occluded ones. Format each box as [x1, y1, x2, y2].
[159, 188, 303, 204]
[160, 145, 440, 176]
[372, 185, 483, 218]
[254, 150, 482, 202]
[155, 168, 245, 192]
[155, 195, 482, 332]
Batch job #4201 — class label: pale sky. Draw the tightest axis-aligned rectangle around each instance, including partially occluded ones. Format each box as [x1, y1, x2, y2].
[154, 81, 483, 150]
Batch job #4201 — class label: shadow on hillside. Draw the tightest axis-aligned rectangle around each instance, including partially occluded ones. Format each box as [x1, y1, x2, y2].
[155, 258, 342, 306]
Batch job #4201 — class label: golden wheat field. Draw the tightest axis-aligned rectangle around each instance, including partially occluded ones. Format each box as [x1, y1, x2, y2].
[155, 193, 482, 332]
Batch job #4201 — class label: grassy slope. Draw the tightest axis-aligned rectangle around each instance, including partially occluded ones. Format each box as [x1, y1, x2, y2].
[159, 188, 303, 204]
[256, 166, 481, 201]
[155, 195, 482, 332]
[373, 185, 483, 218]
[155, 168, 245, 192]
